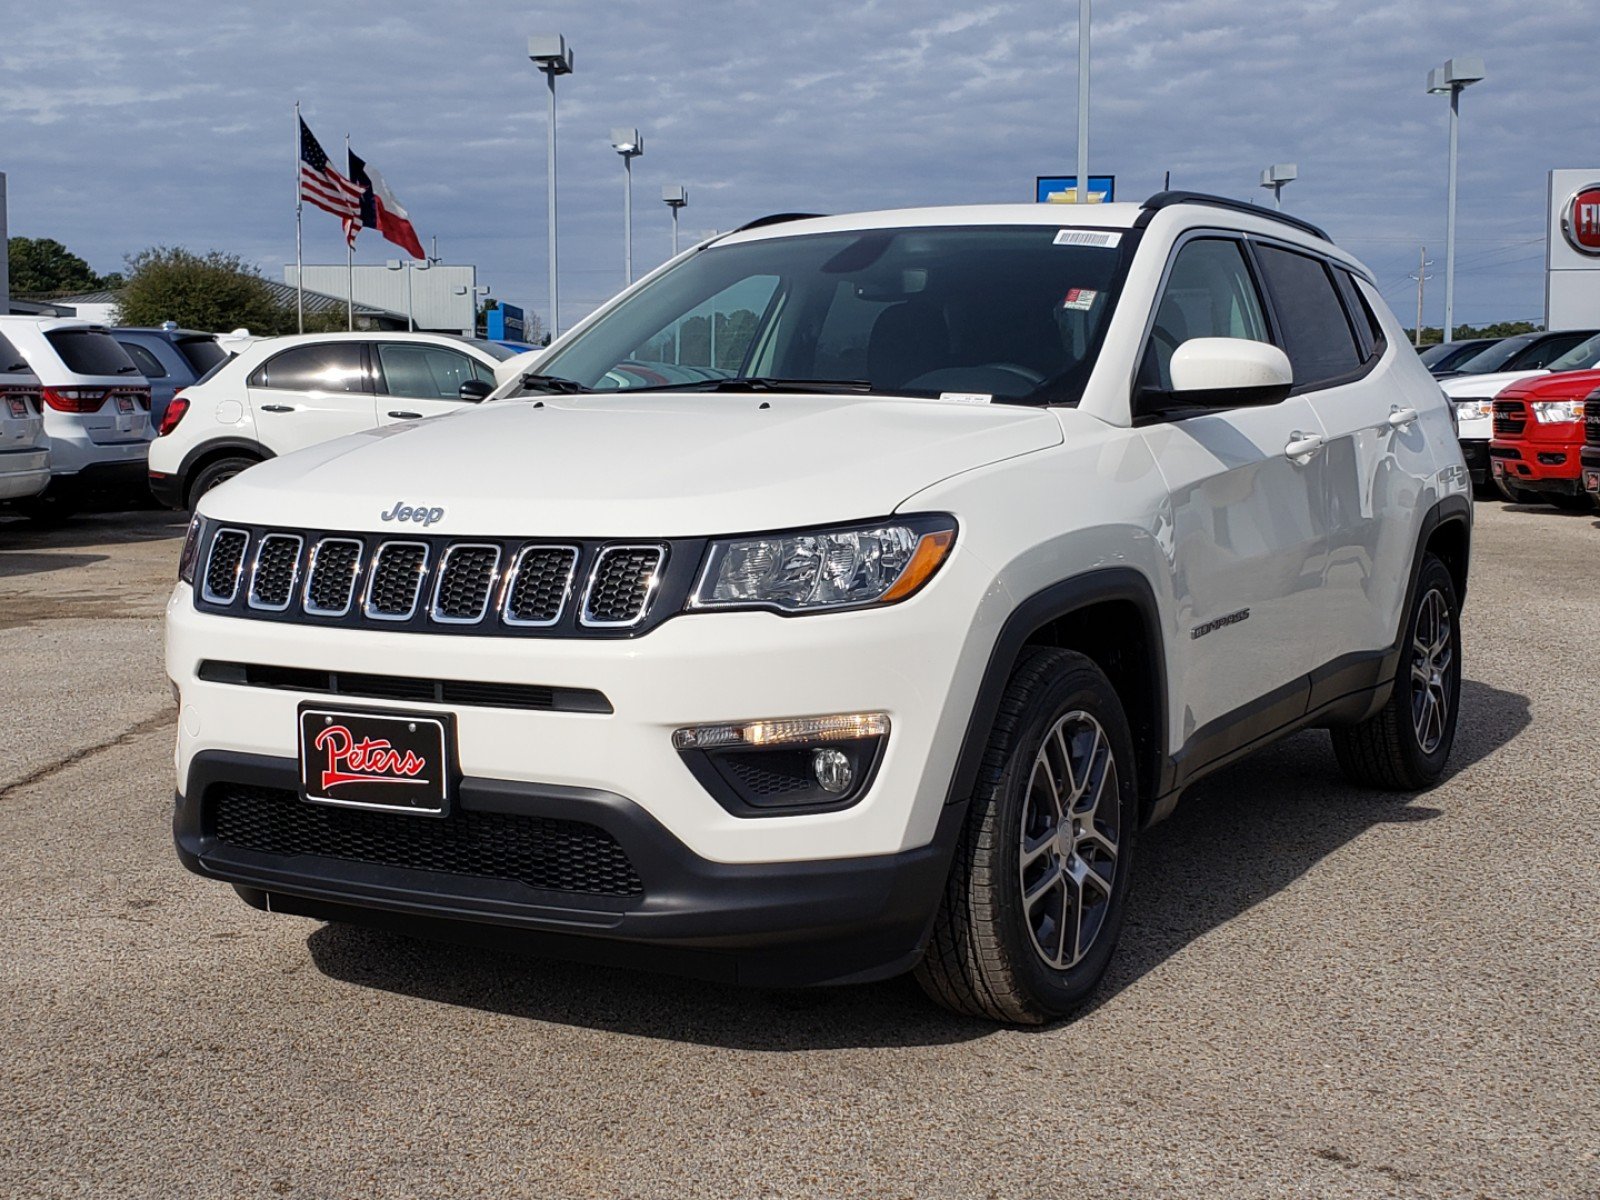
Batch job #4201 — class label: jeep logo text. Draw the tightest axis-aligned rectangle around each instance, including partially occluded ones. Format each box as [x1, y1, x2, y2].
[380, 501, 445, 526]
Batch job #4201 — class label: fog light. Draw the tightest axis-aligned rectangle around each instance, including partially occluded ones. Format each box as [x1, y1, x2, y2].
[812, 747, 853, 794]
[672, 711, 889, 750]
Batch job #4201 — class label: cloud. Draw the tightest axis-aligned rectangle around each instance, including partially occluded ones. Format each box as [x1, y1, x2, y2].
[1, 0, 1590, 328]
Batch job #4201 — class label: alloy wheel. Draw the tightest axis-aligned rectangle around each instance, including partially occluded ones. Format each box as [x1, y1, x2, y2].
[1410, 587, 1454, 755]
[1018, 710, 1121, 969]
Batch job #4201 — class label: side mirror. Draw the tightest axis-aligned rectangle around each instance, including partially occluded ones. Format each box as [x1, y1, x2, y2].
[1157, 338, 1294, 411]
[458, 378, 493, 402]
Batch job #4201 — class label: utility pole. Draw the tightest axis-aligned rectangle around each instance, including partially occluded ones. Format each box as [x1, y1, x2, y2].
[1409, 246, 1435, 347]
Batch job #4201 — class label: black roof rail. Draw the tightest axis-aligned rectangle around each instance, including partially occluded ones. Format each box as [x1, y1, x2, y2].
[729, 212, 826, 234]
[1138, 191, 1331, 242]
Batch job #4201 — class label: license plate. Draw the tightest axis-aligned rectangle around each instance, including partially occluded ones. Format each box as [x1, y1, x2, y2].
[116, 395, 134, 414]
[298, 707, 452, 815]
[5, 398, 24, 418]
[1491, 459, 1506, 477]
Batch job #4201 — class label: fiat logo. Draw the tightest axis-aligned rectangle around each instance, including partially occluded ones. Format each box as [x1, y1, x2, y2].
[1561, 184, 1600, 256]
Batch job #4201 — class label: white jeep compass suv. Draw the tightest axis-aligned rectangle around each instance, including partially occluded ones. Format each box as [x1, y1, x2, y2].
[169, 193, 1472, 1023]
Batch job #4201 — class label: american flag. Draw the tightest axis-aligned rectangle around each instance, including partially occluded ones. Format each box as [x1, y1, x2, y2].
[298, 118, 361, 220]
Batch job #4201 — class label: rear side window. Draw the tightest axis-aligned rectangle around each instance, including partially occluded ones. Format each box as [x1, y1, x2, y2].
[44, 329, 140, 377]
[0, 332, 28, 374]
[250, 343, 369, 392]
[176, 337, 227, 375]
[118, 341, 169, 379]
[1254, 246, 1362, 389]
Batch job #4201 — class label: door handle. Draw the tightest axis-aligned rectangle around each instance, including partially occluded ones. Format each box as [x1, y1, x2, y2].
[1284, 431, 1325, 459]
[260, 404, 295, 413]
[388, 410, 423, 420]
[1386, 405, 1418, 429]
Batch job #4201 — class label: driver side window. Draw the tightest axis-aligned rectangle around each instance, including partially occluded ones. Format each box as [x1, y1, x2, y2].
[1141, 238, 1269, 391]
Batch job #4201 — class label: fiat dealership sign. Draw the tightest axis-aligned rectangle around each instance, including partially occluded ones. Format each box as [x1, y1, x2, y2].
[1561, 183, 1600, 256]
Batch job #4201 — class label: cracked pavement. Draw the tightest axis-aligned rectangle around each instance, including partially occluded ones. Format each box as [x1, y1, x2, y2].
[1, 503, 1596, 1199]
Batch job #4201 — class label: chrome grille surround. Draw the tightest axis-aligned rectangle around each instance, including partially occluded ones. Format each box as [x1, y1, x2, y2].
[302, 538, 365, 617]
[581, 545, 667, 628]
[363, 541, 431, 622]
[201, 529, 250, 605]
[430, 543, 503, 625]
[502, 545, 580, 628]
[247, 533, 304, 612]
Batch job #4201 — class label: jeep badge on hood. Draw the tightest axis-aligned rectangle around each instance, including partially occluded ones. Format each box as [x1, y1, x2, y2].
[380, 501, 445, 526]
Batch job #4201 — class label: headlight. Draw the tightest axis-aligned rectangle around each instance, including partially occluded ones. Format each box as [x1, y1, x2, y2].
[1452, 398, 1492, 420]
[690, 516, 956, 613]
[1530, 400, 1583, 423]
[178, 514, 208, 584]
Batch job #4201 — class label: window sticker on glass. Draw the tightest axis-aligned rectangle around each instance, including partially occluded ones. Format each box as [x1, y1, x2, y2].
[1053, 230, 1121, 248]
[1062, 288, 1099, 312]
[938, 392, 994, 404]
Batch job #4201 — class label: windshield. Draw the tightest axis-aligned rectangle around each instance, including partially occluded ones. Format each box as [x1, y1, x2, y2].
[460, 337, 520, 362]
[1453, 334, 1544, 374]
[530, 226, 1132, 404]
[1543, 332, 1600, 372]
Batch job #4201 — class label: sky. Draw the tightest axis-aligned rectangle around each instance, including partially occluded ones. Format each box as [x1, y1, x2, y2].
[1, 0, 1592, 333]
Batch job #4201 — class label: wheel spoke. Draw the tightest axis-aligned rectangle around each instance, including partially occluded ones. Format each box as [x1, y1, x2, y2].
[1029, 756, 1062, 820]
[1020, 827, 1055, 871]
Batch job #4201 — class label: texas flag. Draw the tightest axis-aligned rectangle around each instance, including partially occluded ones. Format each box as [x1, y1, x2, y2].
[343, 148, 425, 259]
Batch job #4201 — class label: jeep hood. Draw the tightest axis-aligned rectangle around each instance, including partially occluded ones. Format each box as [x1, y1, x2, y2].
[201, 393, 1063, 536]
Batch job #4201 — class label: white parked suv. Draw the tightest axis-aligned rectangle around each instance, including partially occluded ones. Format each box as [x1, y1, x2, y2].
[147, 332, 522, 509]
[0, 328, 51, 503]
[169, 194, 1472, 1023]
[0, 316, 152, 515]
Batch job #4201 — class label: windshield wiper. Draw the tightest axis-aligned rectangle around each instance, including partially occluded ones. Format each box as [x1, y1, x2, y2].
[116, 364, 140, 374]
[621, 376, 877, 394]
[516, 372, 590, 394]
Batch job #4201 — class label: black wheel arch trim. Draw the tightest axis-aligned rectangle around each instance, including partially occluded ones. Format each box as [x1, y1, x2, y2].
[942, 566, 1168, 822]
[176, 438, 273, 503]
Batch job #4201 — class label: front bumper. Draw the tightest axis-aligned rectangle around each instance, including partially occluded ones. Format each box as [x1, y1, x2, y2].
[1458, 438, 1490, 486]
[1489, 436, 1585, 495]
[175, 750, 964, 986]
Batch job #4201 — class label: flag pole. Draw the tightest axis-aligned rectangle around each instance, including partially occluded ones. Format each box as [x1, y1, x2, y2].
[344, 132, 354, 331]
[294, 100, 304, 334]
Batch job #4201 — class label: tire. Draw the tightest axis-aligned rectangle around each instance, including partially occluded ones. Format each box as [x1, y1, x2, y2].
[1330, 553, 1461, 791]
[915, 647, 1139, 1024]
[1492, 473, 1536, 504]
[186, 455, 258, 508]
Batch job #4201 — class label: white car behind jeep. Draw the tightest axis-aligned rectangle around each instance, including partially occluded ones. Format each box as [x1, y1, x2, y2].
[0, 316, 152, 516]
[169, 193, 1471, 1023]
[147, 332, 523, 509]
[0, 328, 51, 503]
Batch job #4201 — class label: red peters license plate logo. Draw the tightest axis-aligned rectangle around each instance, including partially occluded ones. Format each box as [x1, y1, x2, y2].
[299, 709, 448, 812]
[313, 723, 430, 790]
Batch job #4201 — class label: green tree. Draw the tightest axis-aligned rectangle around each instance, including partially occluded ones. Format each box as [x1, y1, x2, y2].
[7, 236, 110, 296]
[114, 247, 295, 333]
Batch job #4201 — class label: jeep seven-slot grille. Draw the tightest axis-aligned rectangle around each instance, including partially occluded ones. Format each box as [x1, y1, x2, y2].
[1585, 397, 1600, 447]
[203, 530, 249, 603]
[194, 524, 681, 637]
[211, 783, 643, 897]
[248, 534, 302, 610]
[1493, 400, 1526, 437]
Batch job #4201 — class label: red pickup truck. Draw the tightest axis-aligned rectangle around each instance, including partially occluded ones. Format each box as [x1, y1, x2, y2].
[1489, 369, 1600, 511]
[1583, 394, 1600, 502]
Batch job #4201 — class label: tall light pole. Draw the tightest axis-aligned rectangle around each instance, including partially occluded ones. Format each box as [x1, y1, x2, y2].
[1076, 0, 1090, 203]
[662, 185, 688, 256]
[611, 129, 644, 285]
[529, 35, 573, 339]
[1428, 56, 1485, 342]
[1259, 163, 1298, 210]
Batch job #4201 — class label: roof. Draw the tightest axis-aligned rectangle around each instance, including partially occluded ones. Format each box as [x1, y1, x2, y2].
[42, 282, 400, 320]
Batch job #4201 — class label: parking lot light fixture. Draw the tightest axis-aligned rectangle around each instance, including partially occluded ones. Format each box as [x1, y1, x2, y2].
[612, 129, 644, 286]
[662, 185, 688, 256]
[1428, 56, 1485, 342]
[529, 34, 573, 339]
[1259, 163, 1298, 211]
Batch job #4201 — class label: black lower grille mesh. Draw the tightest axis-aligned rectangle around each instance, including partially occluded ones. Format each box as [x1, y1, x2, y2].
[211, 784, 643, 897]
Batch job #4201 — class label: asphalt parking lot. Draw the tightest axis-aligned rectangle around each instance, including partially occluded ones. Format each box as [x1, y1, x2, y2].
[1, 500, 1596, 1199]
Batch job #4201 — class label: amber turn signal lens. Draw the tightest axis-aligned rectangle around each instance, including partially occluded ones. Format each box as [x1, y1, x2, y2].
[879, 529, 955, 603]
